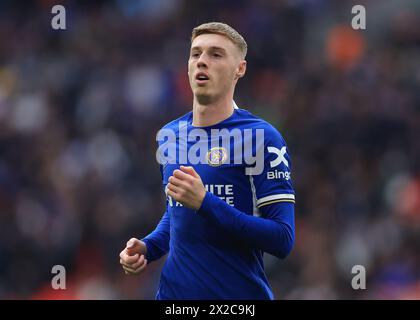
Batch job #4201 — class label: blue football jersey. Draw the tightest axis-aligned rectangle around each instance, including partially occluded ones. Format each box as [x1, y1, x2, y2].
[143, 107, 295, 300]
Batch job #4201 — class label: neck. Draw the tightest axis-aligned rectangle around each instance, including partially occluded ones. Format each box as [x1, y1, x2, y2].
[192, 95, 235, 127]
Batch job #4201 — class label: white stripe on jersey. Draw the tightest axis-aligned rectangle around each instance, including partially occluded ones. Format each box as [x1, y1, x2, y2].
[257, 194, 295, 206]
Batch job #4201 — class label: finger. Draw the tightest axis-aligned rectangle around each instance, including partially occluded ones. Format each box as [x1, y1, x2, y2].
[173, 169, 192, 181]
[123, 260, 148, 275]
[167, 188, 180, 201]
[120, 254, 144, 268]
[168, 176, 188, 188]
[122, 259, 145, 273]
[120, 255, 145, 269]
[180, 166, 200, 178]
[167, 182, 182, 194]
[133, 260, 148, 273]
[123, 265, 139, 275]
[125, 238, 143, 256]
[121, 259, 136, 270]
[121, 252, 139, 264]
[127, 238, 140, 249]
[119, 249, 132, 260]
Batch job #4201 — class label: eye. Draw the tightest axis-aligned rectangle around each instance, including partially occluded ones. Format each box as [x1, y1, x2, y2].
[191, 52, 200, 58]
[213, 53, 222, 58]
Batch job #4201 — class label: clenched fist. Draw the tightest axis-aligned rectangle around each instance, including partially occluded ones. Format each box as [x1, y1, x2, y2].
[119, 238, 148, 275]
[167, 166, 206, 210]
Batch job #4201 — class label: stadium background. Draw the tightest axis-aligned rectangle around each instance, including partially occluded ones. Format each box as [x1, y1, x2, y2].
[0, 0, 419, 299]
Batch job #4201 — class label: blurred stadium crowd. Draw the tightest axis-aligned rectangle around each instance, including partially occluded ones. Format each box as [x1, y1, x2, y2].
[0, 0, 419, 299]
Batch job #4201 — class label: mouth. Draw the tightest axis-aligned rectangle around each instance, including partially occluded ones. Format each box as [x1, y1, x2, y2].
[195, 72, 210, 85]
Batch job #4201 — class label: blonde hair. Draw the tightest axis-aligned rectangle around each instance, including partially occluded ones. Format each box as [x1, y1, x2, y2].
[191, 22, 248, 59]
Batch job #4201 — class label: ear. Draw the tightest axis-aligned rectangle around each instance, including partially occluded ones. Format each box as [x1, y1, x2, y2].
[235, 60, 247, 80]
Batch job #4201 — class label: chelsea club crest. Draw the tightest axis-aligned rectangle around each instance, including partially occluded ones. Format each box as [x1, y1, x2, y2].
[206, 147, 228, 166]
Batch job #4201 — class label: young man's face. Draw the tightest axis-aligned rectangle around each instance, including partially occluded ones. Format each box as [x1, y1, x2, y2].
[188, 33, 246, 104]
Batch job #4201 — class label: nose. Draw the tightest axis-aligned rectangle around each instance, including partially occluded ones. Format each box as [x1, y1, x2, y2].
[197, 53, 208, 68]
